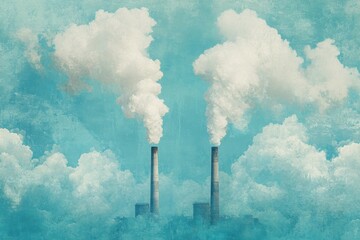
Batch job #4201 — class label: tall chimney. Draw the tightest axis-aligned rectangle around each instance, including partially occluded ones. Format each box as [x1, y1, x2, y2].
[150, 146, 159, 215]
[210, 146, 219, 224]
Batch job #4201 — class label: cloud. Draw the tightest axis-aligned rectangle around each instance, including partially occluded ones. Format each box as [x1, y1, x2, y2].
[304, 39, 360, 108]
[1, 116, 360, 239]
[0, 128, 33, 205]
[0, 130, 143, 214]
[193, 9, 360, 145]
[223, 115, 360, 239]
[53, 8, 168, 144]
[0, 127, 210, 238]
[16, 28, 43, 71]
[0, 128, 148, 238]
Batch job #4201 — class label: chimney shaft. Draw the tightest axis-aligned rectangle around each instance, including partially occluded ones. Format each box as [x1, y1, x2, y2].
[211, 146, 219, 224]
[150, 146, 159, 215]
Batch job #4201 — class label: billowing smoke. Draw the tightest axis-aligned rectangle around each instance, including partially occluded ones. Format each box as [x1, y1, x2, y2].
[193, 9, 360, 145]
[53, 8, 168, 144]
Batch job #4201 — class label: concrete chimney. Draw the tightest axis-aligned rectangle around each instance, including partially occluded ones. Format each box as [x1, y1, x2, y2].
[210, 146, 219, 224]
[150, 146, 159, 215]
[135, 203, 149, 217]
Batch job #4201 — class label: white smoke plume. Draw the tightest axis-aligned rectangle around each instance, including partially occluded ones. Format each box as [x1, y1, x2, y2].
[193, 9, 360, 146]
[53, 8, 169, 144]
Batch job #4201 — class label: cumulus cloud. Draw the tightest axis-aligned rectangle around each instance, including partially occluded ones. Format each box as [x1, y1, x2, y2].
[0, 128, 33, 205]
[16, 28, 43, 71]
[53, 8, 169, 144]
[0, 127, 207, 215]
[0, 129, 143, 212]
[193, 9, 360, 145]
[0, 128, 211, 239]
[1, 117, 360, 239]
[223, 115, 360, 239]
[304, 107, 360, 154]
[0, 128, 150, 238]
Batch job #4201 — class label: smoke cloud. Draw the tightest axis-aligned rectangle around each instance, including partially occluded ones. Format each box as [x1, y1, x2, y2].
[193, 9, 360, 145]
[53, 8, 169, 144]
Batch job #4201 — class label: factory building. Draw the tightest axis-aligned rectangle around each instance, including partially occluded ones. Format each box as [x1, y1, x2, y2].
[128, 146, 265, 240]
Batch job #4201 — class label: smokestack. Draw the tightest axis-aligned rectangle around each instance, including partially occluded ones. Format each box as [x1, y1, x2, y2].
[150, 146, 159, 215]
[211, 146, 219, 224]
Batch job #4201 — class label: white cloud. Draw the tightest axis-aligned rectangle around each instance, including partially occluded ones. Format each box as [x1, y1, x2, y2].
[304, 39, 360, 109]
[0, 128, 207, 218]
[193, 9, 360, 145]
[53, 8, 169, 144]
[0, 128, 141, 215]
[0, 128, 33, 205]
[16, 28, 43, 71]
[1, 118, 360, 239]
[224, 116, 360, 239]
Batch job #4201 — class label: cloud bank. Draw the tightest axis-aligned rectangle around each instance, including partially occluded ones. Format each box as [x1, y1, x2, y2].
[0, 128, 140, 211]
[193, 9, 360, 145]
[1, 117, 360, 239]
[53, 8, 169, 144]
[222, 116, 360, 239]
[0, 127, 144, 239]
[0, 128, 207, 238]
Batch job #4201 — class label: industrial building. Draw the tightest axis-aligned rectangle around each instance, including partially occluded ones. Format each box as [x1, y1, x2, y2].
[134, 146, 219, 222]
[113, 146, 266, 239]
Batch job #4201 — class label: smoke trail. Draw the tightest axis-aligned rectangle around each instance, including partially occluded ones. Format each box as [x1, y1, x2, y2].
[193, 9, 359, 145]
[53, 8, 168, 144]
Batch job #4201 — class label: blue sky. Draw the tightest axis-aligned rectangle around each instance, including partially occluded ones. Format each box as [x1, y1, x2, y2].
[1, 0, 360, 239]
[1, 0, 358, 179]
